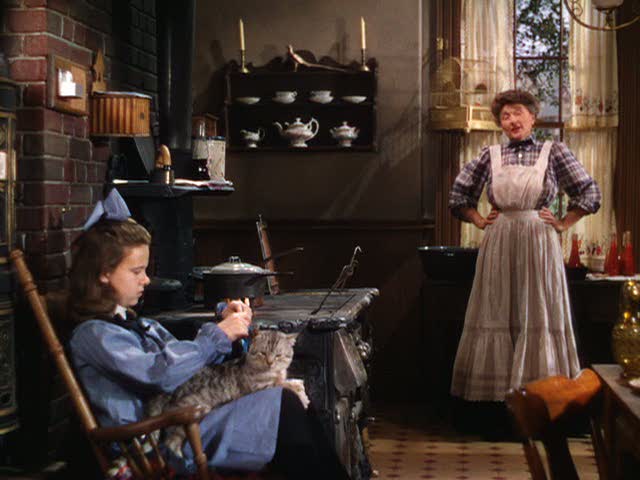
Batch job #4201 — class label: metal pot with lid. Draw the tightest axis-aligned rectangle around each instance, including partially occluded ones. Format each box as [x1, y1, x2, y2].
[193, 256, 288, 308]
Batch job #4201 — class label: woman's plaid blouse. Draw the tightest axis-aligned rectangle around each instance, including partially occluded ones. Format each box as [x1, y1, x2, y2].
[449, 137, 601, 220]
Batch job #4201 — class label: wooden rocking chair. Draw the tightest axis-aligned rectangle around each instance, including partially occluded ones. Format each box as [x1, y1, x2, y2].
[506, 368, 610, 480]
[9, 249, 244, 480]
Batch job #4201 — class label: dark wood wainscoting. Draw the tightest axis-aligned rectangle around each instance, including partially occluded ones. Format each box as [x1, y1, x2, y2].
[194, 219, 434, 402]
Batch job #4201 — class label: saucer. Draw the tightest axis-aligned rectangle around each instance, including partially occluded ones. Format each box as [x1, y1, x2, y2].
[273, 97, 296, 104]
[342, 95, 367, 104]
[236, 97, 260, 105]
[310, 96, 334, 104]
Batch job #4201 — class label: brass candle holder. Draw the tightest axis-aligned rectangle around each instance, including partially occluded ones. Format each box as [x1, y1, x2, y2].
[239, 49, 249, 74]
[359, 48, 370, 72]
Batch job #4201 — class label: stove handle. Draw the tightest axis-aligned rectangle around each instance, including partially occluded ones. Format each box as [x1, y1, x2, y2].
[356, 340, 372, 360]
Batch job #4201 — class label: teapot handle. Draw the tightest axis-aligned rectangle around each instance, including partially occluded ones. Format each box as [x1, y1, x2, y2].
[309, 118, 320, 139]
[258, 127, 265, 139]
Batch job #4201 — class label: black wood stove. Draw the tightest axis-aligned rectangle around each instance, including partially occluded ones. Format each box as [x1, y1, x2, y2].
[154, 288, 378, 480]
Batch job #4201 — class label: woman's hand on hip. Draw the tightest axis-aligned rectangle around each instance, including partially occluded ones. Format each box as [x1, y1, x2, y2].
[539, 207, 565, 232]
[472, 208, 499, 230]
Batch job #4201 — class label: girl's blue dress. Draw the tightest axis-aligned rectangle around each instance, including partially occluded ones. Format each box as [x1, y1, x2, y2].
[68, 317, 282, 473]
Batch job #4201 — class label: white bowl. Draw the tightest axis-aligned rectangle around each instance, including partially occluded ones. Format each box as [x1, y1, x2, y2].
[628, 377, 640, 394]
[236, 96, 260, 105]
[342, 95, 367, 104]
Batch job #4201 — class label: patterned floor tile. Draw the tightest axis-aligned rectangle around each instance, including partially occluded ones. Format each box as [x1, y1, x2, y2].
[367, 405, 599, 480]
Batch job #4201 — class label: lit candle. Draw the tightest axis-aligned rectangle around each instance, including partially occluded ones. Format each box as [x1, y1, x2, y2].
[239, 18, 246, 51]
[360, 17, 366, 50]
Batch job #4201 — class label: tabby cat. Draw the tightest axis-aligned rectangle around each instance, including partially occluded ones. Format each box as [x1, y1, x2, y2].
[146, 329, 308, 455]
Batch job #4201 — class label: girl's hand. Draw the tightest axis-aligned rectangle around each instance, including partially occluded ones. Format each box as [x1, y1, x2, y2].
[539, 207, 565, 232]
[218, 299, 253, 341]
[222, 299, 251, 316]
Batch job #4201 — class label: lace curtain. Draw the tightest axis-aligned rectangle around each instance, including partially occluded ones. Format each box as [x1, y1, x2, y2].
[459, 0, 617, 253]
[459, 0, 513, 247]
[563, 1, 618, 259]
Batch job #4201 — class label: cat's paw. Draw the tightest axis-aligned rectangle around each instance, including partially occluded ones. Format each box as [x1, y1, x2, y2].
[283, 379, 310, 409]
[165, 435, 185, 458]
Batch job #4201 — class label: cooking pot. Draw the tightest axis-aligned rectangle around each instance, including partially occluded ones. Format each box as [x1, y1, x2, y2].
[192, 256, 288, 308]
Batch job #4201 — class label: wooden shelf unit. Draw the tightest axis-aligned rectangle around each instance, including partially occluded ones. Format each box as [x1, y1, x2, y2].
[224, 52, 378, 151]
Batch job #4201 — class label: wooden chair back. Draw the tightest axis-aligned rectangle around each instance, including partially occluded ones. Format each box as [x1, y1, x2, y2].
[9, 249, 211, 480]
[256, 215, 280, 295]
[255, 216, 304, 296]
[506, 368, 609, 480]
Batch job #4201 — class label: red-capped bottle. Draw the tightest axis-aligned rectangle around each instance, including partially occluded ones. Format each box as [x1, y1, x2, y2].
[621, 230, 635, 276]
[605, 231, 619, 276]
[568, 233, 582, 268]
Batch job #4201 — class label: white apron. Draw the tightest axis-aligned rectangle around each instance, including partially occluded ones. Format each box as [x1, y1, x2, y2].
[450, 141, 580, 401]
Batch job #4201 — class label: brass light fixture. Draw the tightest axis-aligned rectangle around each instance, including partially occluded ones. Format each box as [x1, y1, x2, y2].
[563, 0, 640, 31]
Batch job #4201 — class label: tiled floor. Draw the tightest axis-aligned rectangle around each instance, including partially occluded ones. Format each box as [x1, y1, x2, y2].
[367, 405, 599, 480]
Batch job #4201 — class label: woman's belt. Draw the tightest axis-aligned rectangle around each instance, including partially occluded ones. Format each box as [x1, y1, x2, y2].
[499, 209, 539, 220]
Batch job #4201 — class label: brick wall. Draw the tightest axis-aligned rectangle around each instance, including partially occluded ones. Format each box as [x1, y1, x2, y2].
[0, 0, 157, 466]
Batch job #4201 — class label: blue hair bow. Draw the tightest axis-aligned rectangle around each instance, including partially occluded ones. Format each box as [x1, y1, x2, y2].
[83, 188, 131, 230]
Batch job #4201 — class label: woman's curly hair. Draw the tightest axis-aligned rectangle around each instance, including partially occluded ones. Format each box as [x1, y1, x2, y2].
[491, 90, 540, 125]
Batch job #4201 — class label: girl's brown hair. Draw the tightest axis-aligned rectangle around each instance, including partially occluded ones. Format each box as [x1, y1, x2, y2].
[68, 218, 151, 324]
[491, 89, 540, 125]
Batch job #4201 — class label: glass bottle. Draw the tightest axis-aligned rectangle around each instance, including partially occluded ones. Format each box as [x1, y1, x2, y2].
[621, 230, 636, 276]
[567, 233, 581, 268]
[605, 231, 619, 276]
[191, 119, 209, 180]
[612, 281, 640, 377]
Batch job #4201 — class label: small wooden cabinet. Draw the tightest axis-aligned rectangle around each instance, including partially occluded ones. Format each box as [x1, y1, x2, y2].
[224, 52, 377, 152]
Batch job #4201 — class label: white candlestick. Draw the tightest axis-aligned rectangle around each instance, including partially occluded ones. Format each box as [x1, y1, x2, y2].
[239, 18, 246, 51]
[360, 17, 366, 50]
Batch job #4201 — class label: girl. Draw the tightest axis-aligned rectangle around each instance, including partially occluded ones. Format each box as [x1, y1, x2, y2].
[67, 189, 350, 479]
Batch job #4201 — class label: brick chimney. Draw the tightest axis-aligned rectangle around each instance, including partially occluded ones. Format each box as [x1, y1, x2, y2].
[0, 0, 158, 466]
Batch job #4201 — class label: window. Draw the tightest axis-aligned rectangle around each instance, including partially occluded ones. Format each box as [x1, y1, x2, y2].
[514, 0, 570, 216]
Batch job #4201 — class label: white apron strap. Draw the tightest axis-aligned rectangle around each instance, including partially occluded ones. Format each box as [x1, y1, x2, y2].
[489, 144, 502, 176]
[535, 140, 553, 174]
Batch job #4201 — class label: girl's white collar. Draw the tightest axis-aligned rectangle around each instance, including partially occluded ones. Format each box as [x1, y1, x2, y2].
[114, 305, 127, 319]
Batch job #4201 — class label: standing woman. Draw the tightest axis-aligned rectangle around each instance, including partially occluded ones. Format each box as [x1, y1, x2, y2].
[449, 90, 601, 403]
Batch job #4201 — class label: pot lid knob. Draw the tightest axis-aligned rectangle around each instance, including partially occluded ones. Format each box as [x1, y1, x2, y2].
[210, 255, 267, 274]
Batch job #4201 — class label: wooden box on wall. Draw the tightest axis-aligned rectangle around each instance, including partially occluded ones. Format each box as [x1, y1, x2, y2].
[90, 91, 151, 137]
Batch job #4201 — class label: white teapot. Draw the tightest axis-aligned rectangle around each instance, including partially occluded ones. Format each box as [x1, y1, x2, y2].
[273, 117, 319, 148]
[329, 121, 359, 147]
[240, 128, 265, 148]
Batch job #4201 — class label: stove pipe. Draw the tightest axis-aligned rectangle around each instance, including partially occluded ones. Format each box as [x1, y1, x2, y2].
[157, 0, 196, 178]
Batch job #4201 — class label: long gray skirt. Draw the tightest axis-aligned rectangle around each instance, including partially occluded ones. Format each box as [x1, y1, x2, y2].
[451, 210, 580, 401]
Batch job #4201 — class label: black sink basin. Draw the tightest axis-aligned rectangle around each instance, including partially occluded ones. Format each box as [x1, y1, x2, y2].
[418, 246, 479, 282]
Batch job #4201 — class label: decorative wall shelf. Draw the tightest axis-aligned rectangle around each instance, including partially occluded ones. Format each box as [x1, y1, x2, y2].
[224, 51, 378, 152]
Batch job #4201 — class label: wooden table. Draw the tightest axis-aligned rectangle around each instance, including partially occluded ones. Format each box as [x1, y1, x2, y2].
[593, 364, 640, 479]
